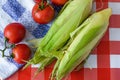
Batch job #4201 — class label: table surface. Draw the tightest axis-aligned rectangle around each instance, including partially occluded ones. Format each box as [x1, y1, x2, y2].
[1, 0, 120, 80]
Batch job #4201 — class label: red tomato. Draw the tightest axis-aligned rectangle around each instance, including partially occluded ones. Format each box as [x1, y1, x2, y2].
[51, 0, 68, 5]
[4, 23, 26, 44]
[12, 44, 31, 64]
[32, 3, 55, 24]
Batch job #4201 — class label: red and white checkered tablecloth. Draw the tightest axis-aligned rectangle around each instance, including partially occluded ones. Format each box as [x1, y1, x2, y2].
[6, 0, 120, 80]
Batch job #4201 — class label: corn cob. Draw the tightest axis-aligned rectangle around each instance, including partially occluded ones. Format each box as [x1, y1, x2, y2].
[52, 8, 112, 80]
[34, 0, 93, 74]
[27, 0, 93, 66]
[39, 0, 92, 49]
[43, 0, 93, 51]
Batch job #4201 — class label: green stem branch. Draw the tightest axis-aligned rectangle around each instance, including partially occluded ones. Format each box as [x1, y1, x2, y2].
[0, 37, 15, 58]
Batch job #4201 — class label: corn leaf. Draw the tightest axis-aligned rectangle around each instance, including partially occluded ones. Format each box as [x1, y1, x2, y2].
[55, 8, 112, 80]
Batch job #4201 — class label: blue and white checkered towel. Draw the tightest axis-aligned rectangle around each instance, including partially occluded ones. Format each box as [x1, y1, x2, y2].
[0, 0, 61, 79]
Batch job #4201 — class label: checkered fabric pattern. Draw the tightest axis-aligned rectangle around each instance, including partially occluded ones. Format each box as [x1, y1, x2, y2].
[0, 0, 120, 80]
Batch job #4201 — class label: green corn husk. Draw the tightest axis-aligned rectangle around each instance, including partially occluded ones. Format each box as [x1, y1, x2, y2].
[29, 0, 93, 64]
[53, 8, 112, 80]
[33, 0, 93, 73]
[40, 0, 92, 49]
[43, 0, 93, 51]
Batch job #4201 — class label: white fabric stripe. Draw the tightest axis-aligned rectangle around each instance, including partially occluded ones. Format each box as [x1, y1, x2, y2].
[108, 2, 120, 14]
[0, 77, 3, 80]
[109, 28, 120, 41]
[0, 0, 7, 6]
[84, 55, 97, 68]
[110, 55, 120, 68]
[0, 58, 18, 79]
[17, 0, 35, 12]
[92, 2, 96, 12]
[0, 8, 15, 31]
[31, 64, 40, 68]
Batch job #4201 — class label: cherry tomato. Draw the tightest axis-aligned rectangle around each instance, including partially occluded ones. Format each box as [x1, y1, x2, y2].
[51, 0, 68, 5]
[12, 44, 31, 64]
[4, 23, 26, 44]
[32, 3, 55, 24]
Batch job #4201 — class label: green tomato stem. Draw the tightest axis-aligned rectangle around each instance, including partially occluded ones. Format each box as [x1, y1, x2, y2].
[41, 0, 44, 9]
[0, 37, 15, 58]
